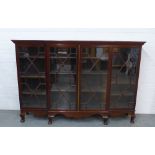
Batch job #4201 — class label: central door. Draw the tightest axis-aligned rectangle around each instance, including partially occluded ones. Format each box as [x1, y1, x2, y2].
[80, 46, 109, 110]
[49, 45, 78, 110]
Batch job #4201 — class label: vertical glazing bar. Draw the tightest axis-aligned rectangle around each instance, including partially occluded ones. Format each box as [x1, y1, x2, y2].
[45, 43, 51, 110]
[15, 45, 22, 109]
[77, 44, 81, 111]
[105, 47, 113, 110]
[133, 46, 142, 109]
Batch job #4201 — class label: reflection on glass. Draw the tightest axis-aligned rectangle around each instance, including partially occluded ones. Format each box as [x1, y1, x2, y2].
[110, 48, 139, 109]
[80, 48, 109, 110]
[50, 48, 77, 110]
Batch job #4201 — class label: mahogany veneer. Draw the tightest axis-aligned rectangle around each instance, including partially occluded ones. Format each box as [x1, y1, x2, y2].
[12, 40, 145, 125]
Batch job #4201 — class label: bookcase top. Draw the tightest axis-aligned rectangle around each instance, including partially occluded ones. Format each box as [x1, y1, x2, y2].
[12, 40, 145, 45]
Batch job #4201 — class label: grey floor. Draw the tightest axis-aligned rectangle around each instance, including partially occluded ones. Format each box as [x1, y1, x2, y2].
[0, 110, 155, 127]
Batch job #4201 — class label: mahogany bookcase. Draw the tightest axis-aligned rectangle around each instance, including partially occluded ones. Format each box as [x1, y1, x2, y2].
[12, 40, 145, 125]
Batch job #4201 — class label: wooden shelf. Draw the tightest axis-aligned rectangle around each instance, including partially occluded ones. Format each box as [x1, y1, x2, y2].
[111, 81, 135, 85]
[82, 71, 107, 75]
[50, 71, 107, 75]
[22, 91, 46, 95]
[19, 56, 45, 59]
[112, 65, 122, 67]
[20, 74, 45, 78]
[50, 57, 76, 59]
[50, 83, 106, 93]
[82, 57, 108, 59]
[81, 89, 106, 93]
[50, 71, 76, 75]
[111, 92, 134, 96]
[51, 84, 76, 92]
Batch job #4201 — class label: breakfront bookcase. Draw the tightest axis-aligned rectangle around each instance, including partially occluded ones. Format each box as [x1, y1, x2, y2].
[12, 40, 145, 125]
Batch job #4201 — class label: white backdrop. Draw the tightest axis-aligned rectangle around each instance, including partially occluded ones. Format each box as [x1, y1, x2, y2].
[0, 28, 155, 114]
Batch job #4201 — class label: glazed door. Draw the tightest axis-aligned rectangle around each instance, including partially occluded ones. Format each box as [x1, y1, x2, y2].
[80, 47, 109, 110]
[49, 46, 78, 110]
[110, 47, 140, 109]
[17, 45, 47, 108]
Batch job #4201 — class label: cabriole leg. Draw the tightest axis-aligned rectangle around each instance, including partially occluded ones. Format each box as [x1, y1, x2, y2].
[20, 112, 25, 123]
[130, 115, 135, 124]
[103, 116, 109, 125]
[48, 116, 54, 125]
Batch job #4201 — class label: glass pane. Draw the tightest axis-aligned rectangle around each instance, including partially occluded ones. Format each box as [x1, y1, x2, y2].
[18, 47, 45, 76]
[110, 47, 139, 109]
[20, 78, 46, 108]
[50, 47, 77, 110]
[18, 46, 46, 108]
[80, 47, 109, 110]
